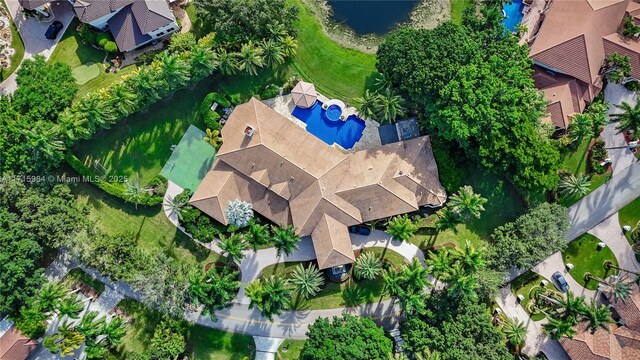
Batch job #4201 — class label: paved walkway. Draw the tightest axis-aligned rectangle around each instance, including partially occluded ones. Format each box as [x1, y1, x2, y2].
[254, 336, 284, 360]
[589, 213, 640, 273]
[0, 0, 74, 93]
[603, 82, 638, 176]
[532, 252, 596, 299]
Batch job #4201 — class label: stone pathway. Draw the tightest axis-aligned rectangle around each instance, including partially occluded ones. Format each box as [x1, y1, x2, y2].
[532, 252, 596, 299]
[588, 212, 640, 273]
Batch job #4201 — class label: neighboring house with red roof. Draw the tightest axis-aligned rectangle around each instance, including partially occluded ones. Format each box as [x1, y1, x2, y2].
[527, 0, 640, 130]
[560, 283, 640, 359]
[19, 0, 178, 52]
[0, 326, 38, 360]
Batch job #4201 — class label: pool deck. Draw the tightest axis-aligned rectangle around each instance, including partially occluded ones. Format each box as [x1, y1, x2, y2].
[263, 93, 381, 152]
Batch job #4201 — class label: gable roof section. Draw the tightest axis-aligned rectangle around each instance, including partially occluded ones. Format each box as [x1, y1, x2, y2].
[18, 0, 50, 10]
[603, 33, 640, 80]
[530, 0, 628, 84]
[73, 0, 135, 23]
[0, 327, 38, 360]
[311, 214, 356, 269]
[130, 0, 174, 34]
[107, 5, 152, 52]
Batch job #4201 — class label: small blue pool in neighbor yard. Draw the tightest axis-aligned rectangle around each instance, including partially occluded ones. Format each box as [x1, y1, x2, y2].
[292, 101, 366, 149]
[503, 0, 525, 32]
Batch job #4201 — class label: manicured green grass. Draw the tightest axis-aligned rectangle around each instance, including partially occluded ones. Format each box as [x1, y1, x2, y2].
[117, 299, 254, 359]
[559, 172, 610, 207]
[71, 62, 101, 85]
[159, 125, 216, 191]
[60, 268, 106, 293]
[0, 0, 25, 80]
[260, 247, 405, 310]
[278, 339, 306, 360]
[48, 19, 137, 98]
[288, 0, 378, 102]
[619, 196, 640, 244]
[510, 271, 553, 321]
[560, 137, 591, 176]
[450, 0, 473, 25]
[562, 233, 618, 290]
[409, 216, 484, 251]
[71, 178, 222, 267]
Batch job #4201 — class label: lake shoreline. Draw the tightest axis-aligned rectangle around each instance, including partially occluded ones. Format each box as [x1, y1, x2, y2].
[302, 0, 451, 53]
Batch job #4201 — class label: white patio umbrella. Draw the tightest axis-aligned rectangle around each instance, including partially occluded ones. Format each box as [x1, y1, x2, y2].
[291, 81, 318, 109]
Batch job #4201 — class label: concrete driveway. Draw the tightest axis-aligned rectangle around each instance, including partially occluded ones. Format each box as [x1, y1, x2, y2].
[0, 0, 74, 93]
[604, 82, 638, 175]
[532, 252, 596, 299]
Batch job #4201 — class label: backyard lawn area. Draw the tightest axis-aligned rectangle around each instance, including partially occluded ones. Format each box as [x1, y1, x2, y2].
[288, 0, 378, 102]
[71, 178, 222, 267]
[0, 0, 25, 80]
[510, 271, 554, 321]
[619, 196, 640, 244]
[260, 247, 406, 310]
[48, 19, 137, 98]
[562, 233, 618, 290]
[117, 299, 254, 359]
[450, 0, 473, 24]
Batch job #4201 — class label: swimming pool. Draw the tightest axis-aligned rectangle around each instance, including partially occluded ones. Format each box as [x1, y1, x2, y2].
[503, 0, 525, 33]
[291, 101, 366, 149]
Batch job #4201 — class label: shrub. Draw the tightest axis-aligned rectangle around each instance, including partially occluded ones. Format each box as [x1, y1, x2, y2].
[431, 138, 464, 192]
[79, 25, 96, 45]
[96, 32, 111, 47]
[136, 48, 163, 64]
[148, 175, 167, 196]
[625, 80, 640, 92]
[103, 41, 118, 53]
[260, 84, 281, 100]
[204, 111, 221, 130]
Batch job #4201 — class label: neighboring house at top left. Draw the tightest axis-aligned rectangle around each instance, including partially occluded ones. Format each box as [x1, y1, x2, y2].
[18, 0, 179, 52]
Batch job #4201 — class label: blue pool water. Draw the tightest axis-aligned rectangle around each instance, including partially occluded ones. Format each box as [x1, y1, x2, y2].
[292, 102, 366, 149]
[503, 0, 525, 33]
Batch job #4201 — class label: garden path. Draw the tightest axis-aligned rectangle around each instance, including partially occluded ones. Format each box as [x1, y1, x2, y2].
[253, 336, 283, 360]
[531, 252, 597, 299]
[588, 212, 640, 274]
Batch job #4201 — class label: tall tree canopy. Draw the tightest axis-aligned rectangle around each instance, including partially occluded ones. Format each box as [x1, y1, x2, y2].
[376, 5, 560, 190]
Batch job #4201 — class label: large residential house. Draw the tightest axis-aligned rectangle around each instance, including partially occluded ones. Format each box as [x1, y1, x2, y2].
[528, 0, 640, 130]
[19, 0, 178, 52]
[560, 283, 640, 359]
[190, 98, 446, 270]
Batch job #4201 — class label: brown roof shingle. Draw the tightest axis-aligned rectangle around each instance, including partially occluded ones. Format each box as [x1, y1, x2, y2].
[0, 327, 38, 360]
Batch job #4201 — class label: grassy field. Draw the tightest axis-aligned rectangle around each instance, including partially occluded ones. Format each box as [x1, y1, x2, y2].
[278, 339, 306, 360]
[48, 19, 137, 98]
[117, 299, 254, 359]
[562, 233, 618, 290]
[71, 178, 222, 267]
[288, 0, 378, 102]
[260, 247, 405, 310]
[0, 0, 25, 80]
[619, 196, 640, 244]
[558, 137, 611, 206]
[450, 0, 473, 24]
[510, 271, 553, 322]
[60, 268, 106, 293]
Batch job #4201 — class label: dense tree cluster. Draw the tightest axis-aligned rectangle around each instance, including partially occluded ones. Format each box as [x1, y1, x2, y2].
[376, 5, 560, 190]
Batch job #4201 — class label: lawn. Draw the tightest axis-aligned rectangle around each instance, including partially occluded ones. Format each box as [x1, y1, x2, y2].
[60, 268, 106, 294]
[71, 177, 222, 267]
[48, 19, 137, 98]
[558, 137, 610, 207]
[510, 271, 554, 321]
[450, 0, 473, 24]
[116, 299, 254, 359]
[278, 339, 306, 360]
[562, 233, 618, 290]
[288, 0, 378, 103]
[71, 62, 101, 85]
[619, 196, 640, 245]
[260, 247, 406, 310]
[0, 0, 25, 80]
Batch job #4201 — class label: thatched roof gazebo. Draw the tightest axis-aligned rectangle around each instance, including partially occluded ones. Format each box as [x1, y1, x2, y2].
[291, 81, 318, 109]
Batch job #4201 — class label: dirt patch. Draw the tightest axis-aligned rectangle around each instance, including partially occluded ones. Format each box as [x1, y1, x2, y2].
[305, 0, 451, 53]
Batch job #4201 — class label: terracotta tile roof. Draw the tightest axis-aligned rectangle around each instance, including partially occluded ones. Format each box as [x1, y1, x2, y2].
[0, 327, 38, 360]
[191, 98, 446, 268]
[610, 283, 640, 332]
[533, 66, 587, 129]
[530, 0, 627, 85]
[603, 33, 640, 80]
[311, 214, 356, 269]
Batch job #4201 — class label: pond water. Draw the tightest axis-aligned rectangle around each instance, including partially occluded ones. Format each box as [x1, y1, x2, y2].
[327, 0, 420, 35]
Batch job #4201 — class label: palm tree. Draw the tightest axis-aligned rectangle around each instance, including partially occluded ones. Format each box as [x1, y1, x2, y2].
[157, 52, 191, 88]
[596, 274, 633, 303]
[558, 173, 591, 199]
[382, 268, 403, 297]
[288, 264, 324, 299]
[399, 289, 427, 315]
[401, 258, 429, 293]
[261, 38, 285, 68]
[267, 21, 288, 41]
[354, 251, 383, 280]
[132, 67, 163, 103]
[55, 109, 91, 144]
[190, 45, 217, 80]
[215, 49, 239, 75]
[236, 41, 264, 76]
[164, 193, 189, 220]
[280, 36, 298, 58]
[203, 128, 222, 148]
[502, 317, 527, 354]
[543, 317, 577, 340]
[556, 291, 587, 325]
[612, 101, 640, 134]
[385, 214, 419, 241]
[76, 311, 106, 340]
[75, 93, 116, 132]
[271, 224, 300, 257]
[246, 276, 291, 321]
[107, 82, 138, 116]
[22, 125, 65, 165]
[37, 283, 66, 314]
[123, 173, 151, 209]
[415, 349, 441, 360]
[446, 263, 478, 299]
[375, 72, 393, 91]
[188, 267, 240, 319]
[452, 240, 485, 273]
[425, 249, 451, 281]
[568, 113, 594, 141]
[434, 207, 460, 233]
[603, 261, 640, 277]
[218, 233, 247, 265]
[245, 219, 271, 251]
[354, 89, 380, 120]
[57, 296, 84, 319]
[448, 186, 487, 220]
[96, 317, 127, 348]
[43, 321, 84, 357]
[375, 88, 406, 123]
[582, 300, 613, 334]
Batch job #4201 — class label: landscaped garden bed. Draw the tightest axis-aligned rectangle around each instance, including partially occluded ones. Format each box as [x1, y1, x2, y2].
[619, 196, 640, 247]
[510, 271, 556, 321]
[60, 268, 106, 296]
[562, 233, 618, 290]
[558, 136, 611, 207]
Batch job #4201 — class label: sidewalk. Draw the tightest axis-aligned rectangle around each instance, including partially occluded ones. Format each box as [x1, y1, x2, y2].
[588, 212, 640, 273]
